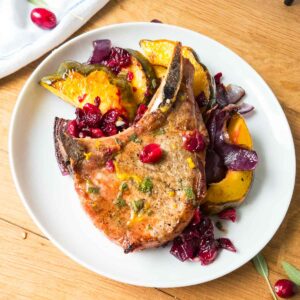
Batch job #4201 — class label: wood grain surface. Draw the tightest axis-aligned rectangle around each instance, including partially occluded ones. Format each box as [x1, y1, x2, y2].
[1, 0, 299, 299]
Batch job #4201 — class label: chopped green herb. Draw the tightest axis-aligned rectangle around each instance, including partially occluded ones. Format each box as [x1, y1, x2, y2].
[120, 182, 128, 192]
[87, 187, 100, 194]
[184, 186, 195, 203]
[146, 224, 153, 230]
[139, 177, 153, 194]
[153, 128, 166, 136]
[129, 133, 142, 144]
[151, 79, 157, 89]
[114, 138, 123, 146]
[115, 196, 126, 208]
[132, 199, 145, 213]
[147, 210, 154, 216]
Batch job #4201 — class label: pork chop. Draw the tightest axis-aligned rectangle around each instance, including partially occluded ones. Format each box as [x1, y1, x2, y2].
[54, 43, 208, 252]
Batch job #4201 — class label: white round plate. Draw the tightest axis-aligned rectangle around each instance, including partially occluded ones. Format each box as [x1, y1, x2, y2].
[9, 23, 295, 287]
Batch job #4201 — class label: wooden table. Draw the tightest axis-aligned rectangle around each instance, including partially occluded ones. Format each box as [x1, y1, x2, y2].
[1, 1, 299, 299]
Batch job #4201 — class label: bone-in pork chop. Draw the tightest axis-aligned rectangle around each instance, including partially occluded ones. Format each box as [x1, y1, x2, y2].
[54, 43, 208, 252]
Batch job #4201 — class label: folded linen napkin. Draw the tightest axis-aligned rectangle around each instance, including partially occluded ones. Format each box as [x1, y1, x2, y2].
[0, 0, 109, 79]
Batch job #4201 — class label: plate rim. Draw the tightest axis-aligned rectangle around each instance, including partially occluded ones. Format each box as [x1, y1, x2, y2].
[8, 22, 296, 288]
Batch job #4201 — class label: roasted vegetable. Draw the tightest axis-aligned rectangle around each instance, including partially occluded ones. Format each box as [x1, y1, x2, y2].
[139, 39, 211, 99]
[40, 61, 137, 120]
[203, 113, 254, 214]
[118, 49, 158, 104]
[153, 65, 167, 79]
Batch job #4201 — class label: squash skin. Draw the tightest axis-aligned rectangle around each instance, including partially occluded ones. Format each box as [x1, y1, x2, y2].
[139, 39, 211, 99]
[40, 61, 137, 120]
[121, 49, 158, 104]
[202, 113, 254, 214]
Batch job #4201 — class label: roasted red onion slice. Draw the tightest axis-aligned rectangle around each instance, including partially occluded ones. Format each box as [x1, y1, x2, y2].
[205, 148, 227, 184]
[226, 84, 245, 104]
[238, 102, 255, 115]
[205, 107, 258, 172]
[88, 39, 111, 64]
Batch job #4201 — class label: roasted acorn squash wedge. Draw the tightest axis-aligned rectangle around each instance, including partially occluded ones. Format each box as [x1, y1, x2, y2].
[118, 49, 158, 105]
[203, 113, 253, 214]
[139, 39, 211, 99]
[40, 61, 137, 120]
[153, 65, 167, 79]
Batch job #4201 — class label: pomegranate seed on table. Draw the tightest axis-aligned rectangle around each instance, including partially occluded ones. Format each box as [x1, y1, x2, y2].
[139, 143, 163, 164]
[30, 8, 57, 30]
[182, 130, 205, 152]
[274, 279, 296, 298]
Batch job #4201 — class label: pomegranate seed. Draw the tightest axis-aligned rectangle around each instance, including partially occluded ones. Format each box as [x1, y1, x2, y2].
[90, 128, 104, 138]
[30, 8, 57, 30]
[100, 109, 128, 136]
[144, 88, 151, 97]
[182, 130, 205, 152]
[139, 143, 163, 164]
[79, 103, 102, 128]
[105, 159, 115, 172]
[134, 104, 147, 123]
[78, 93, 87, 103]
[218, 208, 237, 222]
[67, 120, 79, 137]
[127, 71, 134, 81]
[94, 96, 101, 107]
[198, 238, 219, 265]
[274, 279, 296, 298]
[191, 208, 202, 226]
[217, 238, 236, 252]
[101, 47, 131, 74]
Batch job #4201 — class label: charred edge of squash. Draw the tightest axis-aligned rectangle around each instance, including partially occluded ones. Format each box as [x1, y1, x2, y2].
[188, 48, 213, 101]
[160, 43, 183, 111]
[40, 61, 136, 120]
[40, 61, 115, 85]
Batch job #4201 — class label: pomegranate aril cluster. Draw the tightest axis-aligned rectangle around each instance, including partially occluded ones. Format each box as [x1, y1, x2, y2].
[100, 47, 131, 74]
[170, 208, 236, 265]
[67, 102, 128, 139]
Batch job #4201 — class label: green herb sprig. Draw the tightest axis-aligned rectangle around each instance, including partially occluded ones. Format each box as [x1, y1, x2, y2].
[282, 261, 300, 285]
[252, 253, 278, 300]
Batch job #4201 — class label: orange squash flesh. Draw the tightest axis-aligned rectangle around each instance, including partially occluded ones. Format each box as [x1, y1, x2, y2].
[139, 39, 211, 99]
[203, 114, 253, 212]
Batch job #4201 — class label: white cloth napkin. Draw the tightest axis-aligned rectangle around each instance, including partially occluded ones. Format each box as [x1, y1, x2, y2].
[0, 0, 109, 79]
